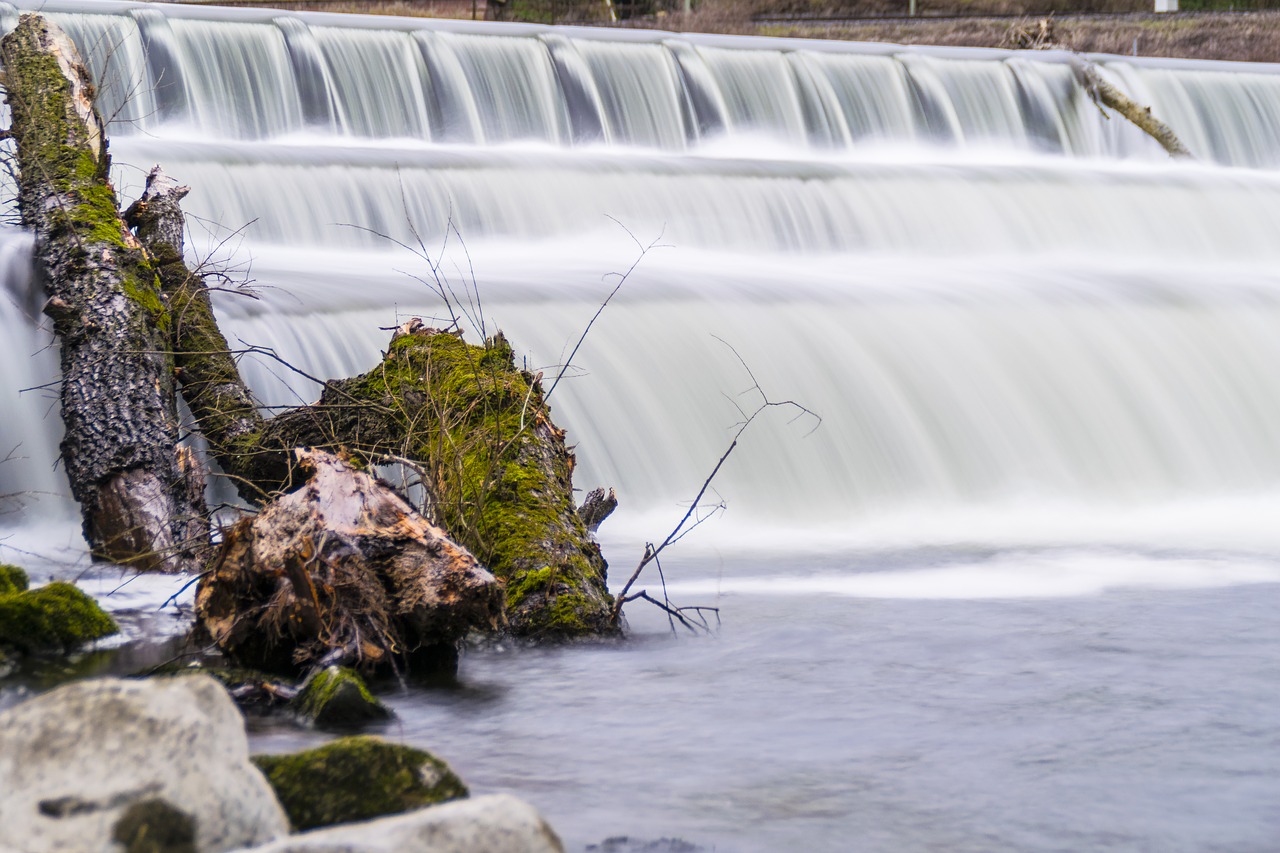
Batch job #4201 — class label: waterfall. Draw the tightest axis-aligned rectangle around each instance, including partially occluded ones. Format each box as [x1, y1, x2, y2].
[6, 0, 1280, 164]
[4, 0, 1280, 549]
[0, 228, 66, 517]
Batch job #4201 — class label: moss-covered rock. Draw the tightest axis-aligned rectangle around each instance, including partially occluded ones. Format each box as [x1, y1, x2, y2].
[252, 736, 468, 831]
[293, 666, 391, 729]
[0, 582, 117, 653]
[111, 798, 197, 853]
[0, 564, 30, 596]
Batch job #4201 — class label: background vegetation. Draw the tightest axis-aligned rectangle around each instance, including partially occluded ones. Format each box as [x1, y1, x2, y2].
[176, 0, 1280, 61]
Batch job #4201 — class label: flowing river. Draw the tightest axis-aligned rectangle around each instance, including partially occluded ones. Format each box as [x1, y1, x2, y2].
[1, 2, 1278, 849]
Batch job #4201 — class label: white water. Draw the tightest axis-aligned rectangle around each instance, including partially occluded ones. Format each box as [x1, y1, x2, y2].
[8, 0, 1280, 165]
[1, 5, 1280, 849]
[1, 0, 1280, 556]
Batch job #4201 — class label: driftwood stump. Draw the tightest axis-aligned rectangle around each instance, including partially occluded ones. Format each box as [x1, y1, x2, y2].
[196, 449, 502, 675]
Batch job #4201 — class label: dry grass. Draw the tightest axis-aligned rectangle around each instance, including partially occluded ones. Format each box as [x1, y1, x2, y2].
[166, 0, 1280, 62]
[756, 12, 1280, 62]
[200, 0, 482, 18]
[657, 0, 1147, 28]
[620, 2, 1280, 62]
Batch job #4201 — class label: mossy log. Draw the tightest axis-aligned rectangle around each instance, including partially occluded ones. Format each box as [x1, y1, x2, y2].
[128, 168, 617, 640]
[147, 660, 303, 712]
[148, 660, 389, 726]
[195, 448, 502, 675]
[258, 323, 617, 639]
[0, 15, 203, 571]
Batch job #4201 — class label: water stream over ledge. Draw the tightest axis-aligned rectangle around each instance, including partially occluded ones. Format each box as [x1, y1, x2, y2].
[2, 2, 1280, 849]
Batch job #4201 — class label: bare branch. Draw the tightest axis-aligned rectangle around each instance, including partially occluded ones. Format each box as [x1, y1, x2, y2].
[545, 218, 669, 401]
[609, 337, 820, 628]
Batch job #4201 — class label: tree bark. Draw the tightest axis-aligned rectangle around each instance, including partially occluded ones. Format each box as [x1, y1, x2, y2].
[122, 168, 281, 496]
[1, 15, 202, 572]
[1078, 62, 1193, 160]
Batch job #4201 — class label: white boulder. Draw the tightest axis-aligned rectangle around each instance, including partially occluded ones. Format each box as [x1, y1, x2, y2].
[0, 675, 289, 852]
[237, 794, 564, 853]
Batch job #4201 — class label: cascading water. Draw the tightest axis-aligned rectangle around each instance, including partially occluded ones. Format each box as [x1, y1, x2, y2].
[2, 3, 1279, 850]
[5, 0, 1280, 540]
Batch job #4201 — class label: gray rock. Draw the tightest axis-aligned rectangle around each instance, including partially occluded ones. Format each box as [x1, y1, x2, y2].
[0, 676, 289, 853]
[236, 794, 563, 853]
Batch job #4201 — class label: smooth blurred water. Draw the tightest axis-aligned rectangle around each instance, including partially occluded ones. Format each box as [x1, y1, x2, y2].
[240, 546, 1280, 852]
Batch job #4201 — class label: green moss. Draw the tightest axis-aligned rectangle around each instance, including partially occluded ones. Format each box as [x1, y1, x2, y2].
[504, 566, 555, 610]
[252, 736, 468, 831]
[530, 592, 595, 635]
[120, 271, 169, 329]
[2, 17, 168, 329]
[66, 176, 129, 248]
[335, 329, 613, 638]
[2, 18, 87, 190]
[0, 564, 30, 596]
[0, 582, 117, 653]
[293, 665, 391, 728]
[111, 798, 197, 853]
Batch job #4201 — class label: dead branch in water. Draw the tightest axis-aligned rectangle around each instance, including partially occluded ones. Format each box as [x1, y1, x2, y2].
[609, 338, 820, 633]
[1004, 17, 1193, 159]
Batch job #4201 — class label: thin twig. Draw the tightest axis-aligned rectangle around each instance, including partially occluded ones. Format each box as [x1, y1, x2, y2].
[609, 338, 820, 628]
[545, 218, 669, 401]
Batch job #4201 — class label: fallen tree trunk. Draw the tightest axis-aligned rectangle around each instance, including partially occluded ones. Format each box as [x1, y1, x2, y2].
[1, 15, 203, 572]
[9, 12, 617, 639]
[127, 168, 617, 640]
[195, 448, 502, 675]
[122, 168, 280, 496]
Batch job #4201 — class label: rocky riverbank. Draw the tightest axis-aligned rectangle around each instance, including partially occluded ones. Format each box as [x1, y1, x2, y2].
[0, 675, 564, 852]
